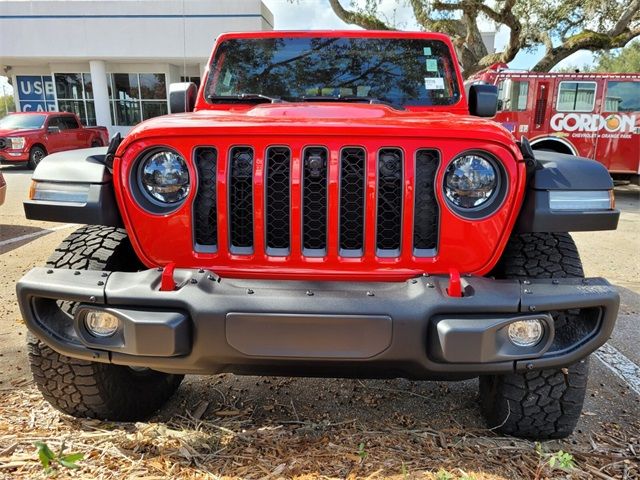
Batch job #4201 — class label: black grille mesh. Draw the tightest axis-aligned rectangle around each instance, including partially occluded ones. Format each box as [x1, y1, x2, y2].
[229, 147, 254, 250]
[193, 147, 217, 248]
[265, 147, 291, 251]
[192, 145, 438, 258]
[376, 148, 403, 252]
[302, 147, 328, 252]
[413, 149, 439, 251]
[339, 148, 365, 252]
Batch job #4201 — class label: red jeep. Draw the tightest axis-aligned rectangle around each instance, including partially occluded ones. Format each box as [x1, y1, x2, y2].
[18, 31, 620, 439]
[0, 112, 108, 168]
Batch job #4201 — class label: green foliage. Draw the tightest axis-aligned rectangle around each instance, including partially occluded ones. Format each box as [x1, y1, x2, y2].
[35, 441, 84, 475]
[593, 41, 640, 73]
[535, 442, 576, 476]
[0, 94, 15, 118]
[548, 450, 576, 471]
[435, 469, 455, 480]
[357, 441, 368, 460]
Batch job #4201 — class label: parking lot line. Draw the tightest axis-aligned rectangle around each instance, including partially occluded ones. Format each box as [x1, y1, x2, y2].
[0, 223, 77, 247]
[595, 342, 640, 396]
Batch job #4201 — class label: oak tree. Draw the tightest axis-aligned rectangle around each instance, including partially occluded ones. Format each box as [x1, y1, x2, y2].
[326, 0, 640, 76]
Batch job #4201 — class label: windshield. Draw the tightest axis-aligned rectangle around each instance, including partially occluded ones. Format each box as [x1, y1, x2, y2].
[0, 114, 46, 130]
[205, 37, 460, 107]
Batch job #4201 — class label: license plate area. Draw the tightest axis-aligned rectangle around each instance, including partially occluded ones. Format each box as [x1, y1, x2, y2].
[225, 313, 392, 359]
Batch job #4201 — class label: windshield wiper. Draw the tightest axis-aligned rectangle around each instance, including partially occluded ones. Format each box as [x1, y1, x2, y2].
[207, 93, 285, 104]
[298, 95, 403, 110]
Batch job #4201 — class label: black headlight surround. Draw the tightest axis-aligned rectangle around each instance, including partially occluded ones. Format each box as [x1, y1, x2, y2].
[443, 149, 507, 220]
[130, 147, 191, 215]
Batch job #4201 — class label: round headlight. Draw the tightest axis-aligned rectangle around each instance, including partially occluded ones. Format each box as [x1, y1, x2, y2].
[139, 150, 190, 204]
[444, 154, 497, 209]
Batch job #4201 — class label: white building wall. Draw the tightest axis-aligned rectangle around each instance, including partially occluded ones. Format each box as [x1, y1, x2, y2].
[1, 0, 273, 135]
[0, 0, 273, 63]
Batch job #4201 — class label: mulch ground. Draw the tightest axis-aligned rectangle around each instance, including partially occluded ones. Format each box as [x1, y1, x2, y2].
[0, 381, 637, 480]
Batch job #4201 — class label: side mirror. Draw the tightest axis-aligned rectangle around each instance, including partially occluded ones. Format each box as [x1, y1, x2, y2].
[47, 126, 61, 134]
[468, 84, 498, 117]
[169, 82, 197, 113]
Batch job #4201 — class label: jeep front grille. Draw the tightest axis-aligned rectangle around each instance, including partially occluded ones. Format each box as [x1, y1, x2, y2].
[192, 145, 439, 259]
[302, 147, 329, 255]
[228, 147, 254, 252]
[193, 147, 218, 251]
[339, 148, 366, 254]
[413, 149, 440, 253]
[376, 148, 403, 255]
[265, 146, 291, 253]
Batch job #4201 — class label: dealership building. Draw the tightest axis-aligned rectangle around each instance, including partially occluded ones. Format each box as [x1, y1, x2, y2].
[0, 0, 273, 136]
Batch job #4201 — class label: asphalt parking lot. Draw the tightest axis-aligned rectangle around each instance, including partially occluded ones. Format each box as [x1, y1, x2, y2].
[0, 163, 638, 478]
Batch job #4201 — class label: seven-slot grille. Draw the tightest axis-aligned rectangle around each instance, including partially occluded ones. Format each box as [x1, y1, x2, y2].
[193, 146, 439, 257]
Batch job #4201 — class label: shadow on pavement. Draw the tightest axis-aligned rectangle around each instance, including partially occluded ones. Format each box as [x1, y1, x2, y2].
[0, 224, 50, 254]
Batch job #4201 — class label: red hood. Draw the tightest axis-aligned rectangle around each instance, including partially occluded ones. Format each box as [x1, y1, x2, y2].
[0, 128, 43, 137]
[120, 103, 516, 151]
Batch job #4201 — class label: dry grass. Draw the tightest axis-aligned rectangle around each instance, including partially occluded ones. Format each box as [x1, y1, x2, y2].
[0, 381, 638, 480]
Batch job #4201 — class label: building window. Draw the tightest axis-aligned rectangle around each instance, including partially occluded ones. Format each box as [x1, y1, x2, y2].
[54, 73, 96, 125]
[556, 81, 596, 112]
[109, 73, 168, 126]
[180, 76, 201, 88]
[497, 80, 529, 111]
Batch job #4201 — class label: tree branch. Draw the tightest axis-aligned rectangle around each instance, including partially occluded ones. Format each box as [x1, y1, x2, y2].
[610, 0, 640, 37]
[533, 27, 640, 71]
[431, 1, 463, 12]
[431, 1, 491, 75]
[480, 0, 522, 61]
[408, 0, 431, 30]
[559, 16, 585, 42]
[327, 0, 391, 30]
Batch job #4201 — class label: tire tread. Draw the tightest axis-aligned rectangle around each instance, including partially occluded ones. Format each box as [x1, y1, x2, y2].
[481, 232, 589, 439]
[28, 226, 183, 421]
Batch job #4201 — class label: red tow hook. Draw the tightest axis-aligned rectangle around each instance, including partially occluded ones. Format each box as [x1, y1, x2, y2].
[447, 268, 463, 297]
[160, 262, 177, 291]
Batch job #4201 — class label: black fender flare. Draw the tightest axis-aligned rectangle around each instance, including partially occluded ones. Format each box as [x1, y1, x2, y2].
[516, 150, 619, 232]
[23, 147, 122, 227]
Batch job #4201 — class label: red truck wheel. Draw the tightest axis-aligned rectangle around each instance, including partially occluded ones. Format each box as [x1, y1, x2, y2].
[480, 233, 589, 438]
[28, 146, 46, 169]
[27, 226, 183, 421]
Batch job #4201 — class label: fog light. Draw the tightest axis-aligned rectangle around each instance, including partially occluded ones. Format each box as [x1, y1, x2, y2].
[508, 319, 544, 347]
[84, 311, 120, 337]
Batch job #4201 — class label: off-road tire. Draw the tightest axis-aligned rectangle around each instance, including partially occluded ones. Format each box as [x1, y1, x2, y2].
[492, 232, 584, 279]
[27, 226, 184, 421]
[479, 232, 589, 439]
[28, 145, 46, 169]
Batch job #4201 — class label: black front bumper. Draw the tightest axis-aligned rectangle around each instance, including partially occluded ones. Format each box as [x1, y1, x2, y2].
[17, 268, 619, 379]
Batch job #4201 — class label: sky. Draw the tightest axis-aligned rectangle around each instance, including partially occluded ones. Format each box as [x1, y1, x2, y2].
[0, 0, 596, 96]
